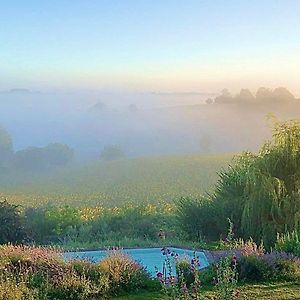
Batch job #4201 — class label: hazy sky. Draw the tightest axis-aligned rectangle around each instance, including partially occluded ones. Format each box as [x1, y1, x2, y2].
[1, 1, 300, 95]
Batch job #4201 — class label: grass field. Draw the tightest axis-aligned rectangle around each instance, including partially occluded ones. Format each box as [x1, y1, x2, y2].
[0, 154, 232, 207]
[115, 283, 300, 299]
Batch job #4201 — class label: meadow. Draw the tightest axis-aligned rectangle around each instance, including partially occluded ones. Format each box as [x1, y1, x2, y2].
[0, 154, 232, 207]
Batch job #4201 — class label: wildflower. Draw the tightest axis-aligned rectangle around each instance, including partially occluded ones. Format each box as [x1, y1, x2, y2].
[156, 272, 163, 278]
[181, 283, 188, 294]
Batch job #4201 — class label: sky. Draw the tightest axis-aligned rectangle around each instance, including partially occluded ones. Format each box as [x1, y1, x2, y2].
[1, 0, 300, 95]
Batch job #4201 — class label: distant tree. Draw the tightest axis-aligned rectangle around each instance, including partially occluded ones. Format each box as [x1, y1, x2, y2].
[91, 102, 106, 112]
[128, 103, 138, 112]
[256, 87, 273, 102]
[0, 127, 13, 168]
[214, 89, 233, 104]
[100, 145, 125, 161]
[43, 143, 74, 167]
[205, 98, 213, 104]
[272, 87, 295, 102]
[14, 143, 74, 171]
[14, 147, 46, 171]
[236, 89, 255, 103]
[0, 200, 28, 244]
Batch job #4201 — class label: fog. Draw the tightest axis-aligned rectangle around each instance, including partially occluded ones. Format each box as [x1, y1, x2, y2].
[0, 87, 299, 161]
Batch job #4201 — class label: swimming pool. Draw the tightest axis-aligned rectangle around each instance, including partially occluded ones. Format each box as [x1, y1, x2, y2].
[65, 247, 209, 276]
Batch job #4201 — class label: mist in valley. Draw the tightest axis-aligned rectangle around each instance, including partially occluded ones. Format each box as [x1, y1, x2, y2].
[0, 87, 299, 164]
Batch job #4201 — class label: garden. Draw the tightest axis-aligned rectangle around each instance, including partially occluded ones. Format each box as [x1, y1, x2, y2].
[0, 119, 299, 299]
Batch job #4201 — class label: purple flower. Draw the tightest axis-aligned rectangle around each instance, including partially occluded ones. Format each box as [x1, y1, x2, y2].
[156, 272, 163, 278]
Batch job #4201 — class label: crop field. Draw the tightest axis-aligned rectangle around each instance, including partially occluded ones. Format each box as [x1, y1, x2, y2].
[0, 154, 232, 207]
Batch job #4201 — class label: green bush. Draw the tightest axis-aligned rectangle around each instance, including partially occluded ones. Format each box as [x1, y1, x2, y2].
[274, 258, 300, 281]
[238, 252, 300, 283]
[199, 265, 216, 286]
[0, 245, 157, 299]
[0, 200, 28, 244]
[176, 256, 195, 286]
[238, 255, 272, 282]
[275, 231, 300, 257]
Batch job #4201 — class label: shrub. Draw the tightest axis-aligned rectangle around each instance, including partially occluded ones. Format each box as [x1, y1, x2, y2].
[98, 250, 154, 295]
[262, 251, 300, 282]
[0, 200, 28, 244]
[275, 231, 300, 257]
[238, 255, 272, 282]
[175, 256, 195, 286]
[198, 265, 216, 286]
[0, 277, 36, 300]
[0, 245, 155, 299]
[157, 248, 240, 300]
[238, 251, 300, 283]
[214, 256, 240, 300]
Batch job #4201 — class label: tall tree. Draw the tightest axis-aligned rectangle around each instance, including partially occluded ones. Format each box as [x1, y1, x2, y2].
[0, 127, 13, 168]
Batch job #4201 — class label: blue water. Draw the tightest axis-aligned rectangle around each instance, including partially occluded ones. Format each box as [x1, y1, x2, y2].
[65, 247, 209, 276]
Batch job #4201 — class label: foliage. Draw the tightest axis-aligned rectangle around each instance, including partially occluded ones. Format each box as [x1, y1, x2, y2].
[23, 203, 178, 247]
[0, 200, 28, 244]
[156, 248, 240, 300]
[209, 87, 296, 105]
[156, 247, 205, 300]
[238, 252, 300, 283]
[0, 244, 156, 299]
[176, 119, 300, 248]
[100, 145, 126, 161]
[0, 126, 13, 169]
[275, 230, 300, 257]
[14, 143, 74, 172]
[99, 250, 156, 295]
[214, 256, 239, 300]
[238, 255, 272, 282]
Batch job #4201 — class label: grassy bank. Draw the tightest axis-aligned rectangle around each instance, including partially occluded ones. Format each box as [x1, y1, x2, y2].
[115, 283, 300, 299]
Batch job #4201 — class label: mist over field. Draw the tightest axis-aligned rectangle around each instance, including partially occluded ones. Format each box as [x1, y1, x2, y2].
[1, 87, 299, 160]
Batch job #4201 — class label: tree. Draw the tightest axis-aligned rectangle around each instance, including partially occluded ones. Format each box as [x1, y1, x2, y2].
[14, 143, 74, 171]
[0, 127, 13, 168]
[236, 89, 255, 103]
[0, 200, 28, 244]
[272, 87, 295, 102]
[214, 89, 233, 104]
[177, 119, 300, 248]
[43, 143, 74, 167]
[100, 145, 125, 161]
[256, 87, 273, 102]
[240, 119, 300, 246]
[128, 103, 138, 112]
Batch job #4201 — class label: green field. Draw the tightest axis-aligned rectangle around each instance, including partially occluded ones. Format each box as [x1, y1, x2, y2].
[0, 154, 232, 207]
[115, 283, 300, 300]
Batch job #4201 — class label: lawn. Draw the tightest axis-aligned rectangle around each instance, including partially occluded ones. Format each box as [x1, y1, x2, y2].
[115, 283, 300, 299]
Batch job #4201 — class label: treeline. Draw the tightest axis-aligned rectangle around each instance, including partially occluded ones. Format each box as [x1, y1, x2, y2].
[0, 126, 127, 172]
[0, 126, 74, 172]
[177, 118, 300, 248]
[206, 87, 299, 105]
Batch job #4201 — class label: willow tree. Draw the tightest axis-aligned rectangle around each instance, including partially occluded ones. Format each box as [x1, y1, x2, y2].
[240, 119, 300, 246]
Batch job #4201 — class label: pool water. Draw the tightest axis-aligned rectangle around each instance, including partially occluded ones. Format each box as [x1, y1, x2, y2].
[65, 247, 209, 276]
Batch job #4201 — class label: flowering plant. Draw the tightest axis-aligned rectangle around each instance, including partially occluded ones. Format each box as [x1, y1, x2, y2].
[156, 247, 205, 300]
